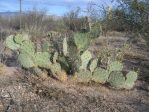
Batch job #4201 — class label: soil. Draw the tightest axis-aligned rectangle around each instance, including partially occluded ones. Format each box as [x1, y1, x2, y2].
[0, 66, 149, 112]
[0, 35, 149, 112]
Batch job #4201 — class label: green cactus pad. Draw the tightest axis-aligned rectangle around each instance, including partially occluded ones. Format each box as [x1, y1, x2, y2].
[14, 33, 30, 44]
[80, 50, 92, 70]
[76, 70, 92, 82]
[63, 37, 68, 56]
[20, 40, 35, 55]
[108, 61, 123, 72]
[5, 35, 20, 50]
[89, 58, 98, 73]
[74, 32, 90, 51]
[108, 71, 125, 89]
[18, 53, 35, 68]
[34, 52, 51, 68]
[92, 68, 109, 83]
[124, 71, 138, 89]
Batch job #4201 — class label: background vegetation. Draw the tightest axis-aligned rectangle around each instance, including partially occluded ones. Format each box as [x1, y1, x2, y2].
[0, 0, 148, 38]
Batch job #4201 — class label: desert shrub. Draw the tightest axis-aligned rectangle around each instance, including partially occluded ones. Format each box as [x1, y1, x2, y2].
[0, 9, 67, 39]
[87, 0, 149, 39]
[63, 8, 90, 32]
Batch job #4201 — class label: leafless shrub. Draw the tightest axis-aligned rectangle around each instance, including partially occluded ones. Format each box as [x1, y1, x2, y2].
[63, 8, 90, 32]
[0, 9, 67, 38]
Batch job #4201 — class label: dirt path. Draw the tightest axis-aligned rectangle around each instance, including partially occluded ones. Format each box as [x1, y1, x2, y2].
[0, 66, 148, 112]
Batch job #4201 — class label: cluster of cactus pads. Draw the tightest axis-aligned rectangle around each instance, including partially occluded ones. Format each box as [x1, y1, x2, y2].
[76, 60, 138, 89]
[61, 35, 138, 89]
[5, 33, 63, 79]
[5, 32, 138, 89]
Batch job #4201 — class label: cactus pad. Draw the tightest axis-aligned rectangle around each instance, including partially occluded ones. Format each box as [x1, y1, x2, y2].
[14, 33, 30, 44]
[63, 37, 68, 56]
[76, 70, 92, 82]
[34, 52, 51, 68]
[74, 32, 90, 51]
[108, 61, 123, 72]
[20, 40, 35, 55]
[5, 35, 20, 50]
[89, 58, 98, 73]
[80, 50, 92, 70]
[124, 71, 138, 89]
[108, 71, 125, 89]
[18, 53, 35, 68]
[92, 68, 109, 83]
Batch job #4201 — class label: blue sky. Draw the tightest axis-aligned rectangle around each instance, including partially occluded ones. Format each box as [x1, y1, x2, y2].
[0, 0, 114, 16]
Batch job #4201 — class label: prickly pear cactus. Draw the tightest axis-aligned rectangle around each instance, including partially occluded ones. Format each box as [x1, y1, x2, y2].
[76, 70, 92, 82]
[20, 40, 35, 56]
[92, 68, 109, 83]
[5, 35, 20, 50]
[80, 50, 92, 70]
[108, 71, 126, 89]
[34, 52, 51, 68]
[89, 58, 98, 73]
[5, 33, 35, 56]
[5, 33, 65, 78]
[124, 71, 138, 89]
[63, 37, 68, 56]
[14, 33, 30, 44]
[74, 32, 90, 51]
[18, 53, 35, 68]
[108, 61, 123, 72]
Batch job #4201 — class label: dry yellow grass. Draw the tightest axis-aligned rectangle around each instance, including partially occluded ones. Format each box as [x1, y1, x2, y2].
[56, 70, 68, 82]
[40, 72, 48, 80]
[0, 63, 5, 75]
